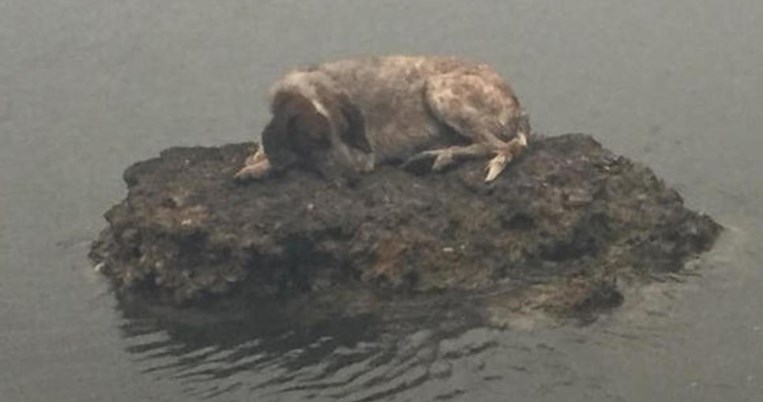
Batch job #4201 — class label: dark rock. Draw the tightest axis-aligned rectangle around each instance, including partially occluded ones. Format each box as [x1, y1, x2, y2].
[90, 134, 722, 315]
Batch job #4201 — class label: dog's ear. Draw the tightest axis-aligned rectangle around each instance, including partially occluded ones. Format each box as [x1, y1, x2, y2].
[262, 98, 298, 170]
[338, 96, 372, 154]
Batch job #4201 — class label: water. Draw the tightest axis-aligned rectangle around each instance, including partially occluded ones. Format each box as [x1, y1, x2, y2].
[1, 1, 762, 400]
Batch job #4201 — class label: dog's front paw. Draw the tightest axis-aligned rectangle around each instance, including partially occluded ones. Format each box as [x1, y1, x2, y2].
[234, 160, 271, 182]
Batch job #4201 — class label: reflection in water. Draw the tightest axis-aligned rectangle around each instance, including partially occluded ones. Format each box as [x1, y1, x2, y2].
[111, 231, 744, 401]
[115, 289, 499, 401]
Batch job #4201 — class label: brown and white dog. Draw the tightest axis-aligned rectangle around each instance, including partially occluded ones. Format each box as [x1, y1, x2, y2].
[235, 55, 530, 182]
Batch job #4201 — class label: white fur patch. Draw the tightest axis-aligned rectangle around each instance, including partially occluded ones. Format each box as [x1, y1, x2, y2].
[518, 132, 528, 146]
[311, 99, 330, 119]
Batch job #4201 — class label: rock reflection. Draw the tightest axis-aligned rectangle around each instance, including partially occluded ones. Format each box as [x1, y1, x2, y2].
[115, 288, 496, 401]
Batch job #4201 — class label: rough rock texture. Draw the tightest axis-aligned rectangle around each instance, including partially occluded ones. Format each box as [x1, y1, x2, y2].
[90, 134, 721, 314]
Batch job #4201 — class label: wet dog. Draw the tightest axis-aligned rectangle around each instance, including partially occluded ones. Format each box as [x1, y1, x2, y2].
[235, 55, 530, 182]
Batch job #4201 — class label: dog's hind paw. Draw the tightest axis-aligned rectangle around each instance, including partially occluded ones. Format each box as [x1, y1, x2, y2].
[484, 154, 510, 182]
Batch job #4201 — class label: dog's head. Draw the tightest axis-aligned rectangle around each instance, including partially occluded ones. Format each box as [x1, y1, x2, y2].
[262, 92, 330, 173]
[262, 89, 371, 178]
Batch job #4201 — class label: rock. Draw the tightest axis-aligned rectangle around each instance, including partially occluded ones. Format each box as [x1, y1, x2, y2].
[89, 134, 721, 316]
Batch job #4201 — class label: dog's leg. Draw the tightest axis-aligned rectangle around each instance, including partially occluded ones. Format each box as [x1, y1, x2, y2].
[404, 143, 490, 172]
[425, 72, 527, 181]
[244, 146, 267, 166]
[235, 147, 272, 180]
[234, 159, 271, 180]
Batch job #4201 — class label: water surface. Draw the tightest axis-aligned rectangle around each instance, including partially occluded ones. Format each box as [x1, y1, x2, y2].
[2, 1, 762, 401]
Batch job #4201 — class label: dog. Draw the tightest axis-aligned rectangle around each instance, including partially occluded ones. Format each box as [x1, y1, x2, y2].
[234, 55, 530, 182]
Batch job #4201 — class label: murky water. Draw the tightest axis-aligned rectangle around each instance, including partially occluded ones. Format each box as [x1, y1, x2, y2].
[2, 1, 762, 401]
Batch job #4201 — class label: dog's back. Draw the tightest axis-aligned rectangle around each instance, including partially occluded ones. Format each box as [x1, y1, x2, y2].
[315, 56, 516, 161]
